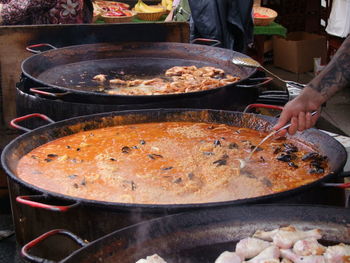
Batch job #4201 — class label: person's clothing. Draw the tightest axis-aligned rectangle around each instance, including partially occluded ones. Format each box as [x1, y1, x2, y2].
[173, 0, 191, 22]
[0, 0, 92, 25]
[326, 0, 350, 38]
[189, 0, 254, 52]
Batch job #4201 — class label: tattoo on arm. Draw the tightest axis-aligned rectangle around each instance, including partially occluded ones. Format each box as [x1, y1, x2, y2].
[308, 36, 350, 100]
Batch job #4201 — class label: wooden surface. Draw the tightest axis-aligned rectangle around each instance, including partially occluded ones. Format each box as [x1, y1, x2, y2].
[0, 22, 190, 127]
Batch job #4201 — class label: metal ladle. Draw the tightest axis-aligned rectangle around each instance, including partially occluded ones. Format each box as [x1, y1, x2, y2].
[231, 57, 306, 89]
[238, 111, 318, 169]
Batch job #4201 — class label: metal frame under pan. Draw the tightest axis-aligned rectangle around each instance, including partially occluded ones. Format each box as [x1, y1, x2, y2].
[23, 205, 350, 263]
[1, 109, 348, 246]
[20, 42, 257, 104]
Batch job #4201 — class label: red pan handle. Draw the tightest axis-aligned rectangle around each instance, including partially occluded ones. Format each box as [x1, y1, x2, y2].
[16, 195, 79, 212]
[30, 87, 70, 99]
[10, 113, 55, 132]
[26, 43, 57, 54]
[321, 172, 350, 188]
[323, 181, 350, 189]
[243, 103, 284, 114]
[21, 229, 88, 263]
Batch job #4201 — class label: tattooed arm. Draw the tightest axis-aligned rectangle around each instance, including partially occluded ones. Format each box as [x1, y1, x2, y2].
[273, 35, 350, 135]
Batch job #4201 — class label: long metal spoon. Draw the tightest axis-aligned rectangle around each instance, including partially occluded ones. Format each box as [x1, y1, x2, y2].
[231, 57, 306, 89]
[238, 111, 318, 168]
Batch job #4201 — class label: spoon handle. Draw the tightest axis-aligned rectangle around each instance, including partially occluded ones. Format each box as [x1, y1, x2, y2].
[246, 111, 318, 161]
[259, 64, 287, 84]
[275, 111, 318, 134]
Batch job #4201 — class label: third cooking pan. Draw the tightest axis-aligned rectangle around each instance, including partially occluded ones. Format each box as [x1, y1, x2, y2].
[22, 205, 350, 263]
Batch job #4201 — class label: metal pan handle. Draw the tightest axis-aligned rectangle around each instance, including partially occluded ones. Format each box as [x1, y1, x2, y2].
[16, 195, 79, 212]
[191, 38, 221, 47]
[21, 229, 88, 263]
[10, 113, 55, 132]
[30, 87, 71, 99]
[322, 183, 350, 189]
[26, 43, 57, 54]
[322, 182, 350, 189]
[322, 171, 350, 189]
[235, 77, 273, 88]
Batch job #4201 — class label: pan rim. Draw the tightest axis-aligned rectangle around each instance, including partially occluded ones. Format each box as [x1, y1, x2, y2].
[61, 203, 350, 262]
[20, 42, 257, 99]
[1, 108, 347, 211]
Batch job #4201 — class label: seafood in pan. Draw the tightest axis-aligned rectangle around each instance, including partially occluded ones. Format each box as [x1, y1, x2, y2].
[92, 66, 240, 95]
[137, 226, 350, 263]
[16, 122, 328, 204]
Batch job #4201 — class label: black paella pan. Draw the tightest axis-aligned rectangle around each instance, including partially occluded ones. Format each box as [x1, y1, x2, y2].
[20, 42, 258, 104]
[22, 205, 350, 262]
[1, 109, 348, 247]
[2, 108, 349, 210]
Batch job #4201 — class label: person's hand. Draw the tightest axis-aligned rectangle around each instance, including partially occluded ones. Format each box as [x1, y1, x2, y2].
[273, 87, 325, 136]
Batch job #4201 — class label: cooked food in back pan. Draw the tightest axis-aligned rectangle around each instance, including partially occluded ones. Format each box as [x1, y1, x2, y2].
[92, 66, 241, 95]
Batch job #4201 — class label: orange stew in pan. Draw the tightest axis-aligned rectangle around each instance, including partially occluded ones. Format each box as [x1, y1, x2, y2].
[16, 122, 328, 204]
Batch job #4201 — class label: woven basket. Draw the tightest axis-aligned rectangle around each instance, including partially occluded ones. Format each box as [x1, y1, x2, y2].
[135, 11, 166, 21]
[253, 6, 277, 26]
[95, 1, 130, 10]
[101, 10, 136, 23]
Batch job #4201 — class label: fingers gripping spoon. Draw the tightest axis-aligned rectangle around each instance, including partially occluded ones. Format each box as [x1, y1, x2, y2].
[238, 111, 318, 169]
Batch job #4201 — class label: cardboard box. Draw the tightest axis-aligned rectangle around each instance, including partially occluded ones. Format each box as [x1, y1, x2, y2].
[273, 32, 327, 73]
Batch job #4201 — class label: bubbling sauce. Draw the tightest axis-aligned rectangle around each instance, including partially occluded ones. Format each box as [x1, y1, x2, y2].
[16, 122, 328, 204]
